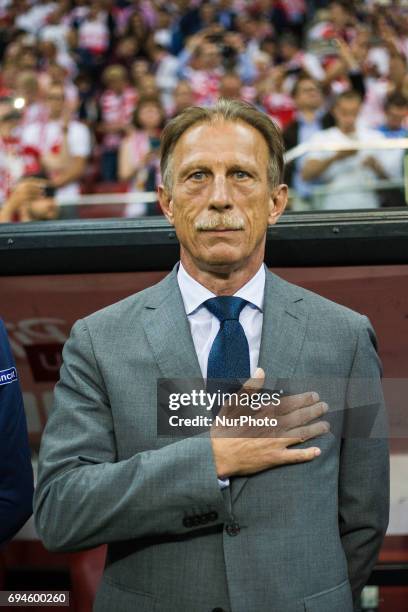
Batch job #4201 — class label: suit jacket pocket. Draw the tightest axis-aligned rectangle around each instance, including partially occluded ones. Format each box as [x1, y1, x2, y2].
[303, 579, 353, 612]
[94, 577, 157, 612]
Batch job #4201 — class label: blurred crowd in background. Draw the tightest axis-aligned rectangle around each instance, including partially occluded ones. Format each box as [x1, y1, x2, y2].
[0, 0, 407, 221]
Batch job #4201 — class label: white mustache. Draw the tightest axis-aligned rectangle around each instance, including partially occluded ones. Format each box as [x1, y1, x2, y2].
[195, 214, 245, 231]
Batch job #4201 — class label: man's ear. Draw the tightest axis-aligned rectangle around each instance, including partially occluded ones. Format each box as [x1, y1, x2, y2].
[268, 184, 288, 226]
[157, 184, 175, 226]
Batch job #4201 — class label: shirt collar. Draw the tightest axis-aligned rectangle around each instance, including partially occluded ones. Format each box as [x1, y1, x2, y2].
[177, 261, 265, 316]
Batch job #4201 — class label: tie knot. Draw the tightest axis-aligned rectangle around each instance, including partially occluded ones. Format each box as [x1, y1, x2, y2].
[204, 296, 248, 323]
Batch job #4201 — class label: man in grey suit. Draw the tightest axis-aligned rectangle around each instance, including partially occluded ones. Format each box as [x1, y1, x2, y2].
[34, 100, 389, 612]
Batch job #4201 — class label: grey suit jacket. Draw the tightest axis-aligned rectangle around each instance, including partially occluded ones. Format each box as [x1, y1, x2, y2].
[34, 266, 389, 612]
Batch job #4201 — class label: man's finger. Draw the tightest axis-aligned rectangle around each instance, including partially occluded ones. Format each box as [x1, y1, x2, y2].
[287, 420, 330, 442]
[282, 401, 328, 429]
[277, 446, 322, 464]
[240, 367, 265, 394]
[277, 391, 320, 415]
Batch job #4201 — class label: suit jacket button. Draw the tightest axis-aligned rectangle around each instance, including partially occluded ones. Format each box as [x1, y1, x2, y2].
[225, 522, 240, 536]
[199, 514, 209, 524]
[182, 517, 193, 528]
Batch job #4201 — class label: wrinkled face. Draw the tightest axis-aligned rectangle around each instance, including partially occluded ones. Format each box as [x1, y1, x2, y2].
[333, 98, 361, 133]
[158, 120, 287, 273]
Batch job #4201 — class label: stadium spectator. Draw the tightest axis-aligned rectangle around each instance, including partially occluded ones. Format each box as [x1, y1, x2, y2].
[152, 44, 181, 112]
[0, 99, 40, 203]
[137, 74, 160, 99]
[302, 90, 390, 210]
[14, 71, 48, 128]
[178, 32, 224, 105]
[257, 65, 297, 129]
[22, 82, 91, 202]
[308, 1, 356, 46]
[118, 96, 165, 217]
[218, 72, 242, 100]
[375, 92, 408, 207]
[171, 0, 219, 55]
[170, 81, 194, 117]
[97, 64, 137, 181]
[38, 62, 79, 114]
[152, 8, 173, 50]
[283, 75, 333, 204]
[0, 176, 58, 223]
[75, 72, 99, 127]
[131, 58, 150, 90]
[15, 0, 57, 35]
[38, 5, 70, 55]
[279, 32, 325, 86]
[378, 93, 408, 138]
[121, 10, 150, 56]
[76, 1, 112, 76]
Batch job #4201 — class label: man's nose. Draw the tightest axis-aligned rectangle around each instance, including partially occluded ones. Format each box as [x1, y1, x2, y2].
[208, 175, 232, 210]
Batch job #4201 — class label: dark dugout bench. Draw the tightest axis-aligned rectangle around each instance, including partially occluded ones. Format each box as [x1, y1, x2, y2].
[1, 209, 408, 611]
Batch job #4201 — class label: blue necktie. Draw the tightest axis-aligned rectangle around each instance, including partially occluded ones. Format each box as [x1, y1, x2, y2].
[204, 297, 250, 414]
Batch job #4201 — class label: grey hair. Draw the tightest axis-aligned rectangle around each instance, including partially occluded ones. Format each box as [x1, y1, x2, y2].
[160, 99, 285, 193]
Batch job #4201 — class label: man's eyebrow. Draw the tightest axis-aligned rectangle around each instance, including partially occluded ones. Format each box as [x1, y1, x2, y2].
[177, 162, 260, 178]
[228, 164, 259, 175]
[178, 164, 212, 178]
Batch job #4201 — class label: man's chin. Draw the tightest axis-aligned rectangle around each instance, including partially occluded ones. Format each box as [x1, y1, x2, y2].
[197, 247, 247, 271]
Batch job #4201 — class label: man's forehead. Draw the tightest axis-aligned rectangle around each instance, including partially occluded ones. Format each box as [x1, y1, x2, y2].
[172, 119, 268, 166]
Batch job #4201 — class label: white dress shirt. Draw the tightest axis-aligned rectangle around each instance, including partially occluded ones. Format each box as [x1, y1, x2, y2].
[177, 262, 265, 489]
[177, 262, 265, 378]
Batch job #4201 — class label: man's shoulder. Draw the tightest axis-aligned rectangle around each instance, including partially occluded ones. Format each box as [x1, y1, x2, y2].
[80, 271, 175, 332]
[267, 270, 365, 327]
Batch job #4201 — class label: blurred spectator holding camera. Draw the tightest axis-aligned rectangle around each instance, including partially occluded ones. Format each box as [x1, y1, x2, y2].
[22, 82, 91, 203]
[0, 176, 58, 223]
[119, 96, 165, 217]
[178, 30, 225, 105]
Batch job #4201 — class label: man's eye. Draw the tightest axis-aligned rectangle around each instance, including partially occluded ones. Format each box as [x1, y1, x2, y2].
[234, 171, 250, 179]
[189, 171, 206, 181]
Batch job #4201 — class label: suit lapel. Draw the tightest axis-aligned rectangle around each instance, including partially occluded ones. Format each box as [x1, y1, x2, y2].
[141, 266, 203, 381]
[231, 268, 309, 503]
